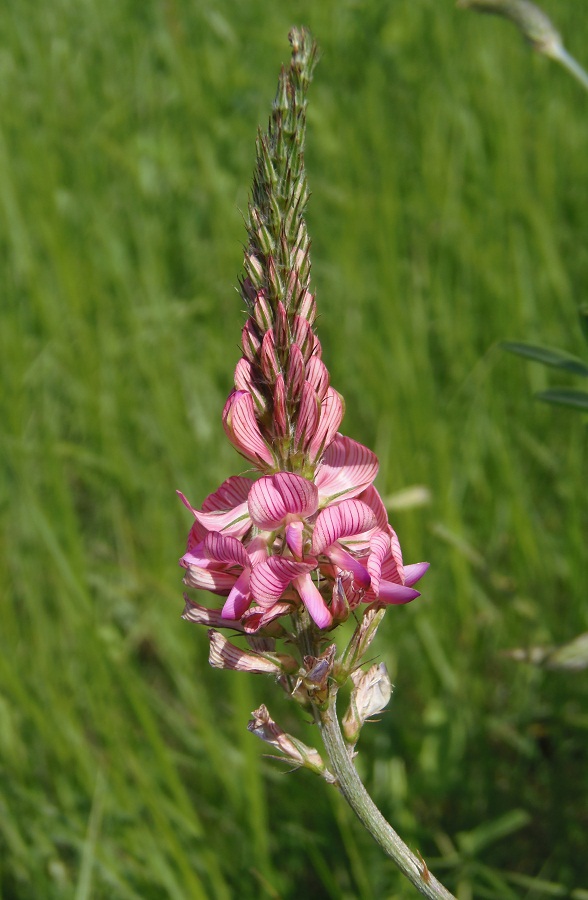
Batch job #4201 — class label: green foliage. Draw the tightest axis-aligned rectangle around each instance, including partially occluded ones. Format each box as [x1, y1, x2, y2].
[0, 0, 587, 897]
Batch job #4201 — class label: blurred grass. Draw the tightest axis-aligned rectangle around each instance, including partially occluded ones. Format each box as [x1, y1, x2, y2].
[0, 0, 587, 897]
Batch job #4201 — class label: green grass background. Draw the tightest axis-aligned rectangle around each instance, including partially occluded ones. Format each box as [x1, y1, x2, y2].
[1, 0, 587, 897]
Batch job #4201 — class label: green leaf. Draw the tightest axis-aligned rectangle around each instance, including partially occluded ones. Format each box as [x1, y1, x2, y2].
[501, 341, 588, 377]
[536, 388, 588, 410]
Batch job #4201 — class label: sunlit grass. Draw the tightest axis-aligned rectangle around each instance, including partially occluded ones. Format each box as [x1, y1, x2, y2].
[1, 0, 587, 897]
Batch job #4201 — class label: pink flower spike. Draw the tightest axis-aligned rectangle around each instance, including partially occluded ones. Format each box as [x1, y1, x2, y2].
[248, 472, 318, 530]
[315, 434, 379, 505]
[286, 343, 305, 399]
[312, 499, 377, 555]
[307, 388, 345, 463]
[293, 572, 333, 628]
[222, 390, 275, 467]
[273, 374, 288, 437]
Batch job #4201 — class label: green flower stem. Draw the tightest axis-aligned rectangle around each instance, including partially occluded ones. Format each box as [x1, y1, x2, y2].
[318, 698, 456, 900]
[553, 45, 588, 93]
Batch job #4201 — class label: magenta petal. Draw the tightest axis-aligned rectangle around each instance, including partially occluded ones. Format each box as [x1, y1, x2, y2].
[222, 390, 275, 467]
[327, 543, 371, 588]
[404, 562, 430, 586]
[293, 573, 332, 628]
[315, 435, 379, 504]
[312, 499, 377, 555]
[377, 580, 420, 604]
[251, 557, 316, 606]
[222, 569, 252, 619]
[248, 473, 318, 529]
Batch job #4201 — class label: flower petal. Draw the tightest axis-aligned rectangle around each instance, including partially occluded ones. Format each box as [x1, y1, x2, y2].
[312, 499, 377, 555]
[222, 390, 275, 467]
[248, 473, 318, 529]
[250, 557, 316, 606]
[222, 569, 252, 619]
[203, 531, 250, 569]
[293, 573, 333, 628]
[208, 630, 283, 674]
[315, 435, 379, 504]
[307, 388, 345, 463]
[377, 581, 420, 605]
[404, 561, 430, 586]
[182, 594, 243, 630]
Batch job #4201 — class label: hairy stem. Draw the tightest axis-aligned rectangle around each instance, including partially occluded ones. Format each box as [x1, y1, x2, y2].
[318, 699, 456, 900]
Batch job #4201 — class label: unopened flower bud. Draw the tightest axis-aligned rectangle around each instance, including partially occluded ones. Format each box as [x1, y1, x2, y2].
[248, 704, 334, 780]
[342, 662, 393, 746]
[208, 630, 298, 675]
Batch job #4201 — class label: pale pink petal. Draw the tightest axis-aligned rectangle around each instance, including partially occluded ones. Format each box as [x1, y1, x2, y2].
[305, 356, 330, 401]
[366, 530, 389, 596]
[251, 557, 316, 606]
[182, 594, 243, 630]
[234, 358, 267, 414]
[315, 435, 379, 504]
[248, 473, 318, 529]
[312, 499, 376, 555]
[293, 573, 332, 628]
[222, 569, 252, 619]
[182, 567, 237, 593]
[260, 329, 280, 381]
[208, 629, 282, 674]
[294, 382, 320, 450]
[285, 520, 305, 558]
[286, 343, 305, 399]
[273, 374, 287, 436]
[222, 390, 275, 467]
[242, 601, 293, 633]
[193, 502, 251, 538]
[380, 526, 405, 583]
[241, 320, 261, 362]
[358, 485, 389, 531]
[201, 475, 253, 512]
[307, 388, 345, 462]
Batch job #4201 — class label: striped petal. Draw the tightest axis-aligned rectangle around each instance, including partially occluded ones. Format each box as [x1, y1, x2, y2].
[208, 630, 283, 674]
[250, 557, 316, 606]
[307, 388, 345, 463]
[222, 390, 275, 467]
[248, 473, 318, 529]
[315, 435, 379, 504]
[294, 382, 320, 450]
[182, 594, 243, 630]
[312, 499, 377, 555]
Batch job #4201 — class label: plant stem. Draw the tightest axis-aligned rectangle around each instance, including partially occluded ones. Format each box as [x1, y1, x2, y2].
[318, 699, 456, 900]
[553, 45, 588, 93]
